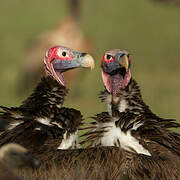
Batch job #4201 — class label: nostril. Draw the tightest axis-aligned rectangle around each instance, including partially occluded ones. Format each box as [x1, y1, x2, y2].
[120, 53, 125, 58]
[81, 53, 87, 57]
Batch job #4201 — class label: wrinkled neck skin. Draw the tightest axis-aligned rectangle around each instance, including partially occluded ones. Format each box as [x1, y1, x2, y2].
[99, 78, 152, 117]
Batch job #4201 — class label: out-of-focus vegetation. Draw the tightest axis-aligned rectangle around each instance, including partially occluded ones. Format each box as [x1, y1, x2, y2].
[154, 0, 180, 5]
[0, 0, 180, 131]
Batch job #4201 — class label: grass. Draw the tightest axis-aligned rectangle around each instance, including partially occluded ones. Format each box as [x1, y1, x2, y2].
[0, 0, 180, 132]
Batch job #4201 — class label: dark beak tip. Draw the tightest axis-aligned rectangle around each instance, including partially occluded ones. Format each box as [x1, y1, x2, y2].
[81, 53, 87, 57]
[120, 53, 125, 57]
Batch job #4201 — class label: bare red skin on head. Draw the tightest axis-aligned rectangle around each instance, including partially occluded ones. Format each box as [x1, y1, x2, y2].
[46, 46, 58, 61]
[102, 49, 130, 63]
[102, 54, 115, 62]
[46, 46, 73, 62]
[44, 46, 75, 86]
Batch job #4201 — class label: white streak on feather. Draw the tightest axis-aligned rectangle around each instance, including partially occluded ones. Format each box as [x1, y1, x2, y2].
[36, 117, 51, 126]
[57, 131, 79, 150]
[106, 94, 112, 116]
[96, 121, 151, 156]
[107, 104, 112, 116]
[132, 122, 142, 130]
[118, 99, 127, 112]
[8, 122, 23, 130]
[51, 122, 62, 129]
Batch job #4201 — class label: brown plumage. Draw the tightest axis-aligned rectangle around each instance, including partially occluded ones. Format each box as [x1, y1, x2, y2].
[15, 147, 180, 180]
[82, 49, 180, 155]
[82, 80, 180, 157]
[81, 49, 180, 179]
[0, 77, 83, 154]
[0, 46, 94, 157]
[0, 163, 21, 180]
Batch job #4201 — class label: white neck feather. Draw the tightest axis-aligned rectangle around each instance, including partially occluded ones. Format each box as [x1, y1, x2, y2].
[94, 121, 151, 156]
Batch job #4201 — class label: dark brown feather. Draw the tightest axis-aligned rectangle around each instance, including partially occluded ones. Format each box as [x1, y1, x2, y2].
[16, 147, 180, 180]
[0, 76, 83, 155]
[83, 79, 180, 157]
[0, 162, 21, 180]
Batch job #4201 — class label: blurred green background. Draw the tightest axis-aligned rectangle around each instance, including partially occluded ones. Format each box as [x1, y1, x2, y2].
[0, 0, 180, 132]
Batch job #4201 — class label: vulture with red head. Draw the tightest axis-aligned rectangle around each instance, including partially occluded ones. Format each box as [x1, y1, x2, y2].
[0, 46, 94, 156]
[80, 49, 180, 179]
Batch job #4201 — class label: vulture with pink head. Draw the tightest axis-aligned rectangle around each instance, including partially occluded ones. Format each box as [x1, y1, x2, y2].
[80, 49, 180, 179]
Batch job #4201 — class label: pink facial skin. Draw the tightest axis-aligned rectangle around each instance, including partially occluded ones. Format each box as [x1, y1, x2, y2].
[101, 69, 131, 96]
[101, 49, 131, 96]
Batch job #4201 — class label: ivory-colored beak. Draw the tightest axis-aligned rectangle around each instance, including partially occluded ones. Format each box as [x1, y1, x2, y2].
[119, 55, 129, 71]
[80, 54, 95, 70]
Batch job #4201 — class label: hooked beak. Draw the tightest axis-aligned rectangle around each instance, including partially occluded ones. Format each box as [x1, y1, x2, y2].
[78, 53, 95, 70]
[116, 53, 129, 72]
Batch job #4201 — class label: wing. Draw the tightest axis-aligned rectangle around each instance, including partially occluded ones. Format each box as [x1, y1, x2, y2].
[0, 107, 83, 158]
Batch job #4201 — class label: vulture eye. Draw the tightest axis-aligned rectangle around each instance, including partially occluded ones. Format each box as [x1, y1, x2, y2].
[105, 54, 113, 61]
[62, 51, 67, 57]
[57, 49, 70, 58]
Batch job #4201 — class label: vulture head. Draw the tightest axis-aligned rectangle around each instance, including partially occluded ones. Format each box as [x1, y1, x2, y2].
[101, 49, 131, 96]
[0, 143, 40, 169]
[44, 46, 95, 86]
